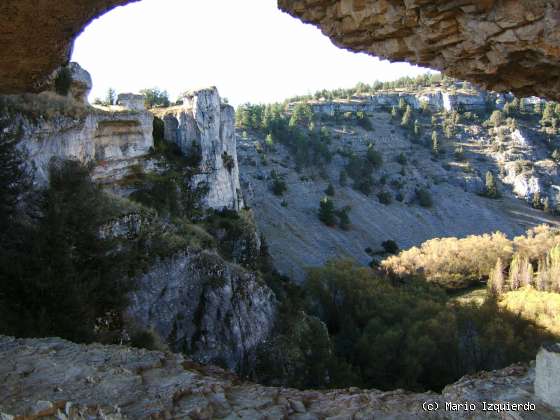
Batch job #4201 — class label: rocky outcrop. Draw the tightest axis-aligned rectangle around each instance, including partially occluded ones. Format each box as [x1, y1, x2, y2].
[279, 0, 560, 101]
[1, 336, 558, 419]
[154, 87, 243, 211]
[4, 1, 560, 100]
[299, 85, 490, 116]
[45, 62, 93, 105]
[9, 98, 154, 185]
[1, 63, 154, 186]
[535, 343, 560, 410]
[126, 250, 276, 372]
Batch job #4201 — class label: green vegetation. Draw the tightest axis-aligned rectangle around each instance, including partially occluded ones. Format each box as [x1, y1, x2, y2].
[416, 188, 433, 208]
[270, 170, 287, 196]
[318, 196, 337, 226]
[236, 103, 332, 170]
[0, 160, 134, 342]
[482, 171, 500, 198]
[377, 190, 392, 205]
[300, 260, 552, 392]
[139, 87, 170, 108]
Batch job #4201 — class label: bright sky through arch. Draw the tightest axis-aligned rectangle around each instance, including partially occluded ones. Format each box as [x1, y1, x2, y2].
[72, 0, 436, 106]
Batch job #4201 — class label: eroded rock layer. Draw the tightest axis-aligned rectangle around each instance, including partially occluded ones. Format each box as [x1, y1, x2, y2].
[0, 336, 557, 419]
[279, 0, 560, 100]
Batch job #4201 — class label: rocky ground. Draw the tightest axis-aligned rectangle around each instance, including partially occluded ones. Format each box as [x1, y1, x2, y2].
[238, 107, 560, 281]
[1, 336, 558, 420]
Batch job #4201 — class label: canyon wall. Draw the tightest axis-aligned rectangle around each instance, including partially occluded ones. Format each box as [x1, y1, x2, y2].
[295, 85, 491, 116]
[126, 249, 276, 373]
[155, 87, 244, 211]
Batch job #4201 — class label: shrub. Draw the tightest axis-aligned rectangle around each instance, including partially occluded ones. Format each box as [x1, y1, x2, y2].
[222, 151, 235, 172]
[377, 190, 392, 205]
[356, 112, 373, 131]
[382, 240, 399, 255]
[416, 188, 433, 208]
[396, 152, 407, 165]
[271, 171, 287, 196]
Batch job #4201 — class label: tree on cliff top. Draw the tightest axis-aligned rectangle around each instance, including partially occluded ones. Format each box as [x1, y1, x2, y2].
[140, 88, 170, 108]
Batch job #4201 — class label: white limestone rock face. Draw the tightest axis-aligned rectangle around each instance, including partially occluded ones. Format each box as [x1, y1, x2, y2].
[117, 93, 146, 111]
[157, 87, 243, 211]
[535, 343, 560, 410]
[126, 250, 276, 372]
[4, 95, 154, 185]
[301, 87, 490, 116]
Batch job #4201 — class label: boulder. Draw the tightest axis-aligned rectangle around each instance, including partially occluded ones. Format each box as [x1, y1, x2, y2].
[535, 343, 560, 410]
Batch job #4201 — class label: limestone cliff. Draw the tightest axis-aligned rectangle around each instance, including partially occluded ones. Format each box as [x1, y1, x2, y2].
[154, 87, 243, 211]
[1, 336, 558, 419]
[295, 84, 490, 116]
[126, 249, 276, 373]
[1, 63, 154, 186]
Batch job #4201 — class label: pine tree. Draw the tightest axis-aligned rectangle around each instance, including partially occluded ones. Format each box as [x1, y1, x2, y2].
[325, 183, 335, 197]
[105, 88, 116, 106]
[484, 171, 499, 198]
[318, 197, 337, 227]
[391, 106, 398, 119]
[401, 105, 412, 128]
[431, 131, 439, 156]
[398, 98, 406, 111]
[488, 258, 505, 296]
[532, 191, 542, 209]
[413, 120, 421, 138]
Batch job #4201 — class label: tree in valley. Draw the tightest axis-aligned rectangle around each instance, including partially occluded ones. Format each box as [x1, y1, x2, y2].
[431, 131, 439, 156]
[484, 171, 499, 198]
[318, 196, 337, 227]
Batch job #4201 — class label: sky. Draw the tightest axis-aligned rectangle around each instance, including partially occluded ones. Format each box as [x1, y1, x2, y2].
[72, 0, 435, 106]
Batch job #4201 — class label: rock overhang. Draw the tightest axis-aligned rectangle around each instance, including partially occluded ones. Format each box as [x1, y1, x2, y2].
[3, 1, 560, 99]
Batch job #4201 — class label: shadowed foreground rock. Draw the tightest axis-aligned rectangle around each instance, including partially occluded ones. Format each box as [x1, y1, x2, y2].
[0, 336, 558, 419]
